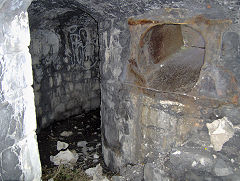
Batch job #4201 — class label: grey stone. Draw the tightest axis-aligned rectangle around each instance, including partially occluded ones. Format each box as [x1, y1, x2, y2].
[0, 103, 20, 152]
[28, 2, 101, 128]
[214, 159, 233, 176]
[144, 163, 169, 181]
[1, 146, 22, 180]
[206, 117, 235, 151]
[222, 32, 239, 59]
[119, 164, 144, 181]
[1, 0, 240, 180]
[169, 147, 215, 174]
[111, 176, 125, 181]
[224, 171, 240, 181]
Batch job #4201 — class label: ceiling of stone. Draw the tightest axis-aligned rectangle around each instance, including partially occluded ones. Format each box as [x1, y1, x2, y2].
[27, 0, 238, 30]
[27, 0, 183, 27]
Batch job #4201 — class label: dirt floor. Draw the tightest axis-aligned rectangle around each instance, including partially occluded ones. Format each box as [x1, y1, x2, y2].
[37, 109, 116, 180]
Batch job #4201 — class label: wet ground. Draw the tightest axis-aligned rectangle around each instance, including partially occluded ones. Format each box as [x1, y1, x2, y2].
[37, 109, 115, 180]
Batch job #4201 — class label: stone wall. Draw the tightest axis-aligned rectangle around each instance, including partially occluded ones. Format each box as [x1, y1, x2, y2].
[99, 1, 240, 180]
[28, 5, 100, 129]
[1, 0, 240, 180]
[0, 0, 41, 180]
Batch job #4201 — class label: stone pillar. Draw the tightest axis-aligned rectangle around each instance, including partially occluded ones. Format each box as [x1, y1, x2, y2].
[0, 0, 41, 180]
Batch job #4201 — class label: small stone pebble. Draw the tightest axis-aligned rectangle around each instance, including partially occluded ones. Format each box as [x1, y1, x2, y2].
[94, 153, 99, 159]
[60, 131, 73, 137]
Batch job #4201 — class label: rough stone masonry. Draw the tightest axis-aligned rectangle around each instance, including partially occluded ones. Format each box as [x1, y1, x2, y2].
[28, 1, 101, 129]
[1, 0, 240, 180]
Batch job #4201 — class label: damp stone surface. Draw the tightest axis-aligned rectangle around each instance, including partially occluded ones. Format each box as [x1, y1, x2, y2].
[1, 0, 240, 180]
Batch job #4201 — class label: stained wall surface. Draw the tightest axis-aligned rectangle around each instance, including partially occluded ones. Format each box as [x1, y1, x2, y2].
[99, 1, 240, 180]
[1, 0, 240, 180]
[28, 2, 100, 128]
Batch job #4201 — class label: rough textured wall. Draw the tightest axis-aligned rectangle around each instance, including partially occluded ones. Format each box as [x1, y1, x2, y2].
[28, 4, 100, 129]
[1, 0, 240, 180]
[0, 0, 41, 180]
[99, 1, 240, 180]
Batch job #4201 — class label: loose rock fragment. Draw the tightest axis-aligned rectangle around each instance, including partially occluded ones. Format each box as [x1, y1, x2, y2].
[214, 159, 233, 176]
[57, 141, 69, 151]
[60, 131, 73, 137]
[93, 153, 99, 159]
[206, 117, 235, 151]
[77, 141, 87, 147]
[50, 149, 78, 166]
[85, 164, 109, 181]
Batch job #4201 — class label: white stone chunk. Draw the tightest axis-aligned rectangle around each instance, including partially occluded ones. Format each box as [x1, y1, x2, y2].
[206, 117, 235, 151]
[77, 141, 87, 147]
[60, 131, 73, 137]
[192, 161, 197, 167]
[88, 147, 94, 151]
[85, 164, 109, 181]
[172, 150, 181, 155]
[57, 141, 69, 151]
[50, 149, 78, 166]
[93, 153, 99, 159]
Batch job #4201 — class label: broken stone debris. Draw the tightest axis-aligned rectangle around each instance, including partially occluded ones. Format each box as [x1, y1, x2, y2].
[214, 159, 233, 176]
[50, 149, 78, 166]
[77, 140, 88, 156]
[111, 176, 125, 181]
[93, 153, 99, 159]
[206, 117, 235, 151]
[144, 163, 169, 181]
[77, 140, 88, 147]
[119, 164, 144, 181]
[60, 131, 73, 137]
[85, 164, 109, 181]
[57, 141, 69, 151]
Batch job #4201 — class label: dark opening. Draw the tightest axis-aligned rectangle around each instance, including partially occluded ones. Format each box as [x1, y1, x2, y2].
[27, 0, 113, 179]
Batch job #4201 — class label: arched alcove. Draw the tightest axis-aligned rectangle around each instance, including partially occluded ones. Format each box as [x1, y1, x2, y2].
[28, 1, 100, 130]
[27, 0, 104, 179]
[139, 24, 205, 93]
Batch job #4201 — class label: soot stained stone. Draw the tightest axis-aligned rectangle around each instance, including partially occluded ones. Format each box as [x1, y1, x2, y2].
[28, 1, 101, 129]
[100, 2, 240, 180]
[2, 0, 240, 180]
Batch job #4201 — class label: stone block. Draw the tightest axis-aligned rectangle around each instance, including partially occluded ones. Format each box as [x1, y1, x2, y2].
[66, 100, 76, 110]
[54, 73, 62, 87]
[222, 32, 239, 59]
[1, 51, 33, 94]
[0, 102, 17, 152]
[214, 159, 233, 176]
[74, 83, 82, 91]
[0, 146, 22, 180]
[92, 80, 100, 90]
[90, 97, 100, 109]
[1, 11, 30, 53]
[55, 103, 65, 114]
[144, 163, 169, 181]
[22, 87, 37, 136]
[21, 133, 42, 180]
[111, 176, 124, 181]
[206, 117, 235, 151]
[169, 147, 214, 174]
